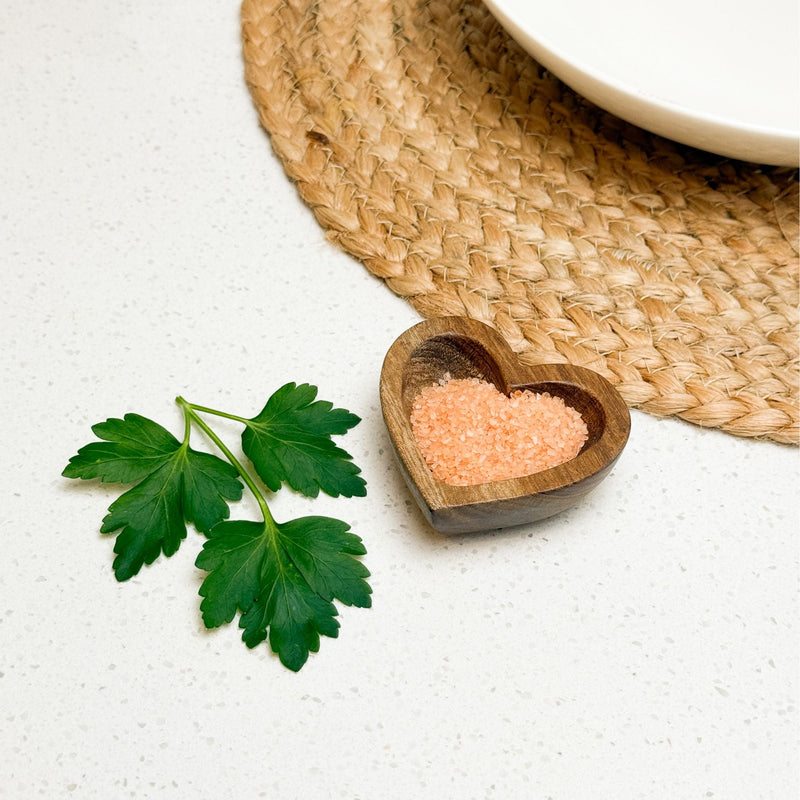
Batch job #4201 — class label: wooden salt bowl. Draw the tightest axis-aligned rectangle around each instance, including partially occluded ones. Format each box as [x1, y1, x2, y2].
[380, 317, 631, 533]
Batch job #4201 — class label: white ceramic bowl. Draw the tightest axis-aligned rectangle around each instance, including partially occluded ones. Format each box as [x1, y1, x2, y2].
[483, 0, 800, 166]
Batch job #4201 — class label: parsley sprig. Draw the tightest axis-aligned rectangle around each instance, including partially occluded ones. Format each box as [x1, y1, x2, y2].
[63, 383, 371, 671]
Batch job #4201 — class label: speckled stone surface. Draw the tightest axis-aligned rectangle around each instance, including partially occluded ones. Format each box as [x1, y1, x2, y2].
[1, 2, 797, 798]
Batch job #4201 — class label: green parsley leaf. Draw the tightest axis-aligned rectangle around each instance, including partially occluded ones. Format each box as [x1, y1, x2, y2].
[63, 414, 243, 580]
[196, 515, 371, 671]
[241, 382, 366, 499]
[63, 413, 183, 484]
[64, 389, 371, 671]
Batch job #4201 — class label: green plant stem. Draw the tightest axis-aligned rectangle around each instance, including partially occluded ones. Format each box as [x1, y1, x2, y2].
[175, 396, 275, 526]
[180, 401, 248, 425]
[181, 399, 192, 445]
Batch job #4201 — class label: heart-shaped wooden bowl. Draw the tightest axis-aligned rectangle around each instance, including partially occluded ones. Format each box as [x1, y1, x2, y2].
[380, 317, 631, 533]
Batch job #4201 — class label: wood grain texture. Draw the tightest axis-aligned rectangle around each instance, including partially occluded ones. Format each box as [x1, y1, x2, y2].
[380, 317, 631, 533]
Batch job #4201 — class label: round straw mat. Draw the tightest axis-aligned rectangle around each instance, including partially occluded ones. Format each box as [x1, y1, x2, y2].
[241, 0, 799, 444]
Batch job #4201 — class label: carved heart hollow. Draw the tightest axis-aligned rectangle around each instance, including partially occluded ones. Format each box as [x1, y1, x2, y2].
[380, 317, 631, 533]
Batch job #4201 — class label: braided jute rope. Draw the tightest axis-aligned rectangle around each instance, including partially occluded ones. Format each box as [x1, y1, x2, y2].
[241, 0, 799, 443]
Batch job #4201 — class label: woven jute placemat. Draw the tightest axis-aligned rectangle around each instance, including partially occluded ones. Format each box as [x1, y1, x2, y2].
[241, 0, 799, 444]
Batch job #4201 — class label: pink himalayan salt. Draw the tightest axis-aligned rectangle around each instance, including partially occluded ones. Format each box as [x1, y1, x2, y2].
[410, 377, 588, 486]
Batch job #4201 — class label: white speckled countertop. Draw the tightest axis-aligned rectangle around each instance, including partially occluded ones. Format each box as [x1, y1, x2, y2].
[2, 3, 797, 798]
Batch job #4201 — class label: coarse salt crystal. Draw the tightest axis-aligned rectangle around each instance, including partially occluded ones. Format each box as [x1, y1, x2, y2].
[410, 377, 588, 486]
